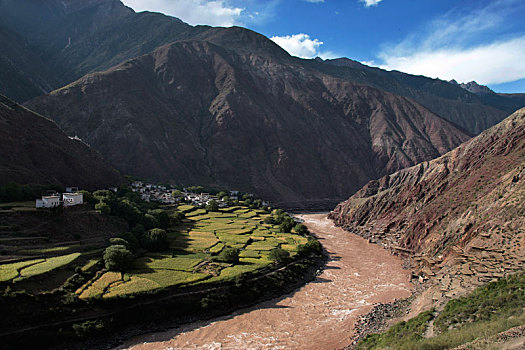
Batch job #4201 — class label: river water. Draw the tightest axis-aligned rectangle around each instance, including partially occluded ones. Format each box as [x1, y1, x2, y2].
[118, 214, 412, 350]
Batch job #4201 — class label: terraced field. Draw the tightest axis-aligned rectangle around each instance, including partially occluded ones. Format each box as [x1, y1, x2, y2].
[77, 205, 309, 299]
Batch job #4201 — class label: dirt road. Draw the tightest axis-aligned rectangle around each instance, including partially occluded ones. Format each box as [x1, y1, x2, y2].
[118, 214, 412, 350]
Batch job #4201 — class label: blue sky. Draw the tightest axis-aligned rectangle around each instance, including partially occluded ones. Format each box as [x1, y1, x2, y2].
[122, 0, 525, 93]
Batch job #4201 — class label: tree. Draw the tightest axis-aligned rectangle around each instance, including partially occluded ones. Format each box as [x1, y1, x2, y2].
[297, 239, 323, 257]
[109, 237, 129, 248]
[269, 248, 290, 264]
[279, 218, 295, 233]
[95, 202, 111, 216]
[80, 190, 97, 206]
[217, 247, 239, 263]
[141, 228, 168, 251]
[103, 245, 133, 271]
[263, 216, 276, 225]
[294, 223, 308, 235]
[148, 209, 170, 228]
[217, 191, 228, 199]
[205, 200, 219, 212]
[118, 232, 139, 251]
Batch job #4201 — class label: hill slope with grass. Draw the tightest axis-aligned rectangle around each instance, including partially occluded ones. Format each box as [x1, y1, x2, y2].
[0, 95, 123, 189]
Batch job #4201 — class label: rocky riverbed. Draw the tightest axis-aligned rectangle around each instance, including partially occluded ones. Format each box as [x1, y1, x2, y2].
[117, 214, 413, 350]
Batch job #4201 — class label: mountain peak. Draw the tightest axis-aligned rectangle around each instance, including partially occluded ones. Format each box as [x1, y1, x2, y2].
[456, 80, 495, 95]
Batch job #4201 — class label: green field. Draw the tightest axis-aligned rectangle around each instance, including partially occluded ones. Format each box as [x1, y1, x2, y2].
[0, 253, 80, 282]
[79, 205, 310, 299]
[358, 272, 525, 350]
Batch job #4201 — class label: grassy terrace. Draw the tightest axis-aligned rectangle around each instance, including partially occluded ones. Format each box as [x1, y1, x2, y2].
[357, 272, 525, 350]
[75, 205, 310, 299]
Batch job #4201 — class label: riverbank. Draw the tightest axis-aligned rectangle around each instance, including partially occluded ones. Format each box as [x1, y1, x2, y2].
[117, 214, 412, 350]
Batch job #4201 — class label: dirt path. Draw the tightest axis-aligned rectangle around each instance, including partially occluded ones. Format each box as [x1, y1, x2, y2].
[117, 214, 412, 350]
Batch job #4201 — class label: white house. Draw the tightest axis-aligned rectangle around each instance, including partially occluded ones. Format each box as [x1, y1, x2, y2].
[62, 193, 84, 207]
[36, 195, 61, 208]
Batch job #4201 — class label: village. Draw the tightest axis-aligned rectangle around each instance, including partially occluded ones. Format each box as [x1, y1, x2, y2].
[129, 181, 270, 208]
[34, 181, 268, 209]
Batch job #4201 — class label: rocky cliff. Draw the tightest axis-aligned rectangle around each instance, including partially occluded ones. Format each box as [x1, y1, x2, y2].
[0, 95, 123, 189]
[330, 108, 525, 305]
[26, 37, 470, 206]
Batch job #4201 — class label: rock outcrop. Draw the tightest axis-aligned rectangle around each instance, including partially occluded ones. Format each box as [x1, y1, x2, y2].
[330, 108, 525, 305]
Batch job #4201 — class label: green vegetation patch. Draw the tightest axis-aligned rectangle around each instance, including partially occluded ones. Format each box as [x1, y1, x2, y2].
[185, 209, 207, 217]
[79, 272, 122, 299]
[104, 276, 161, 298]
[239, 250, 260, 258]
[245, 241, 279, 251]
[0, 259, 46, 282]
[18, 245, 80, 255]
[177, 205, 196, 213]
[135, 256, 203, 272]
[81, 259, 100, 272]
[18, 253, 81, 280]
[209, 243, 225, 254]
[216, 234, 252, 246]
[133, 269, 209, 287]
[358, 272, 525, 350]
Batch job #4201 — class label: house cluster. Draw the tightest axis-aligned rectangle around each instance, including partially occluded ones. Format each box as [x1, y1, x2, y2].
[183, 192, 228, 208]
[130, 181, 258, 207]
[36, 187, 84, 209]
[131, 181, 179, 204]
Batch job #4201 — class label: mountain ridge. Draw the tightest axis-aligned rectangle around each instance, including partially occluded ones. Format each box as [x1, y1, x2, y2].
[26, 39, 470, 206]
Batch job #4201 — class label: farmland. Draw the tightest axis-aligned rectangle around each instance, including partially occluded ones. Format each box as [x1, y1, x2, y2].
[76, 205, 312, 299]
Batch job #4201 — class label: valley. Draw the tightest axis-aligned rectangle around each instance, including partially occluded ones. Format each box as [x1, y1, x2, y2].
[117, 214, 412, 350]
[0, 0, 524, 349]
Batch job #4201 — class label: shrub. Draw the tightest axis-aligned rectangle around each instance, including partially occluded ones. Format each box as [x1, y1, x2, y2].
[294, 223, 308, 235]
[109, 238, 129, 248]
[141, 228, 168, 251]
[269, 248, 290, 264]
[80, 190, 97, 206]
[131, 224, 145, 237]
[103, 245, 133, 271]
[95, 202, 111, 216]
[148, 209, 170, 228]
[279, 218, 295, 233]
[205, 200, 219, 212]
[217, 247, 240, 263]
[118, 232, 139, 251]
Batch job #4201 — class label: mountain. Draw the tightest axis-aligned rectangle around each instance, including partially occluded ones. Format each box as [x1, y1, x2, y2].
[1, 0, 522, 137]
[330, 108, 525, 300]
[0, 25, 59, 102]
[315, 59, 518, 134]
[0, 95, 123, 189]
[25, 37, 471, 206]
[0, 0, 205, 102]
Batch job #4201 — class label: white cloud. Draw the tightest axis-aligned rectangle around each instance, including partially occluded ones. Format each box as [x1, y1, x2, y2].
[379, 37, 525, 85]
[270, 34, 324, 59]
[378, 0, 525, 85]
[361, 0, 383, 7]
[122, 0, 243, 27]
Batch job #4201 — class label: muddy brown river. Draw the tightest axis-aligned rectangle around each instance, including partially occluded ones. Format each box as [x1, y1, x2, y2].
[118, 214, 412, 350]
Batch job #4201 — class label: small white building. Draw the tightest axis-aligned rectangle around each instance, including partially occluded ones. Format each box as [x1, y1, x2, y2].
[36, 195, 61, 208]
[62, 193, 84, 207]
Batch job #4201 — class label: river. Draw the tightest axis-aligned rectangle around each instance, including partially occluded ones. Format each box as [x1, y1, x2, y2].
[117, 214, 412, 350]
